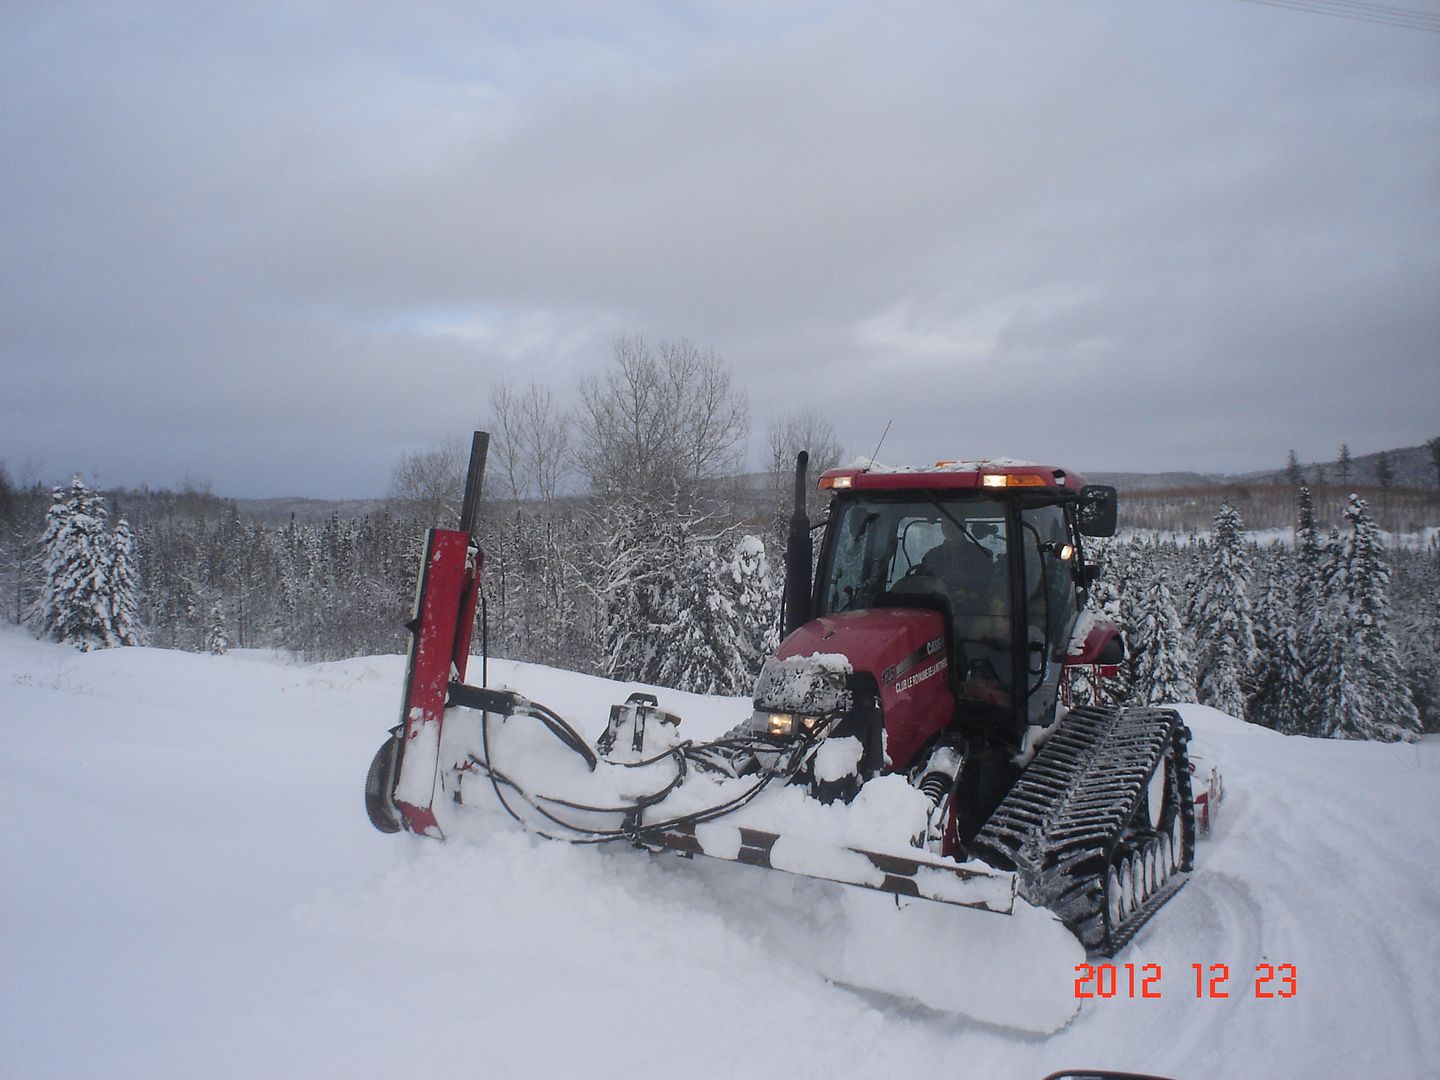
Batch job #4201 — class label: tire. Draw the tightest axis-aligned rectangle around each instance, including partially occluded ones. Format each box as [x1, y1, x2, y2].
[365, 736, 403, 834]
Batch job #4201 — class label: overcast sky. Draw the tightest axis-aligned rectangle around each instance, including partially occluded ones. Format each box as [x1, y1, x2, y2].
[3, 0, 1437, 498]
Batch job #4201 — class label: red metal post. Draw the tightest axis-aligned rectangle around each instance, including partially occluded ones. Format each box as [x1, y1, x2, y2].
[392, 528, 481, 836]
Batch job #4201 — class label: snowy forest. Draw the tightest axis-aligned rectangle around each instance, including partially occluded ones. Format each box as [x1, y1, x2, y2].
[3, 339, 1438, 742]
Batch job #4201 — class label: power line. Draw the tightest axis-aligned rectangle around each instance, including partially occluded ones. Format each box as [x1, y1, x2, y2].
[1294, 0, 1440, 17]
[1229, 0, 1440, 32]
[1230, 0, 1440, 32]
[1242, 0, 1440, 26]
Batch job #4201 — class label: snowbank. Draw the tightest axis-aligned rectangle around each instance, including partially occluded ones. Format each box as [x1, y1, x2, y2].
[2, 627, 1437, 1078]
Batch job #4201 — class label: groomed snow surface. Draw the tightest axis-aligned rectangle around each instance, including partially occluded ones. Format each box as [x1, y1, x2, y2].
[3, 625, 1437, 1079]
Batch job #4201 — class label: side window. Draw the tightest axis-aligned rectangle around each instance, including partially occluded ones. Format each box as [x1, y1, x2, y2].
[826, 503, 907, 612]
[826, 517, 871, 612]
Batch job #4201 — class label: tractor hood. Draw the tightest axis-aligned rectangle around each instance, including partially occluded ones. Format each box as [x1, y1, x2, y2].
[768, 608, 956, 771]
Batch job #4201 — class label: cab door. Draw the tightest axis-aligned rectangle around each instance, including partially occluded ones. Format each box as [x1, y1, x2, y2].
[1019, 504, 1081, 729]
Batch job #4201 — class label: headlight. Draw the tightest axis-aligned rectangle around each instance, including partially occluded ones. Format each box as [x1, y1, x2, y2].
[747, 710, 822, 739]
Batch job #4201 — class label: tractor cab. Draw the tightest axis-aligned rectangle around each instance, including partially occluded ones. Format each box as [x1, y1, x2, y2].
[777, 459, 1117, 764]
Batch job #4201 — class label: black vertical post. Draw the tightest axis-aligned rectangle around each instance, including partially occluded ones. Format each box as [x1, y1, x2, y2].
[458, 431, 490, 684]
[459, 431, 490, 535]
[782, 451, 813, 638]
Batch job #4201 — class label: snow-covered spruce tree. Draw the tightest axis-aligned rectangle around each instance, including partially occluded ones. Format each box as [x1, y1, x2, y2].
[1311, 496, 1421, 741]
[498, 507, 597, 675]
[1094, 538, 1140, 705]
[1290, 487, 1329, 735]
[593, 491, 667, 684]
[652, 513, 751, 696]
[280, 517, 330, 657]
[32, 477, 126, 650]
[1129, 542, 1198, 706]
[1189, 504, 1257, 720]
[108, 516, 143, 646]
[1300, 523, 1350, 736]
[729, 534, 780, 681]
[1390, 543, 1440, 731]
[1155, 538, 1198, 655]
[206, 601, 228, 655]
[1248, 557, 1305, 732]
[1179, 536, 1206, 632]
[1131, 538, 1199, 705]
[1065, 537, 1123, 707]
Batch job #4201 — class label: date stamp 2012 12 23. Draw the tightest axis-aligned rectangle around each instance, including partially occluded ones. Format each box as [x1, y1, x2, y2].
[1073, 962, 1298, 1000]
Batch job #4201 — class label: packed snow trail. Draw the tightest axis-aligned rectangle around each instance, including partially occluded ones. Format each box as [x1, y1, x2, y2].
[2, 628, 1437, 1079]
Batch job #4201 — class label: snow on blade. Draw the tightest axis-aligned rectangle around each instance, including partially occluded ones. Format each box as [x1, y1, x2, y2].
[814, 735, 864, 782]
[820, 891, 1084, 1034]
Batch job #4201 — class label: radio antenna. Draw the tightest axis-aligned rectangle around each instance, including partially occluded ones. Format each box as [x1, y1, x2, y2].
[867, 420, 892, 469]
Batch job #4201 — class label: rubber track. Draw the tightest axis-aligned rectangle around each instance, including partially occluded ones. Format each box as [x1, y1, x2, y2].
[971, 704, 1189, 953]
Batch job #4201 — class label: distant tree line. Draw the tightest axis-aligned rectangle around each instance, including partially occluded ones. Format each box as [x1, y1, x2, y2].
[4, 348, 1435, 741]
[3, 337, 839, 699]
[1284, 438, 1440, 493]
[1086, 492, 1434, 741]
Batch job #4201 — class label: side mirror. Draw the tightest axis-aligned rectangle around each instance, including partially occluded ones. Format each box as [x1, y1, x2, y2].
[1077, 485, 1118, 537]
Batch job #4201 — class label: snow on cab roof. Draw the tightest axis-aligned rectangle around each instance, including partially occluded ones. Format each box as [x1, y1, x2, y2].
[820, 458, 1085, 491]
[849, 457, 1047, 473]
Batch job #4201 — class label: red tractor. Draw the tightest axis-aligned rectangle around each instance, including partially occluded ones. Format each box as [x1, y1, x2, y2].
[367, 437, 1199, 957]
[761, 452, 1194, 952]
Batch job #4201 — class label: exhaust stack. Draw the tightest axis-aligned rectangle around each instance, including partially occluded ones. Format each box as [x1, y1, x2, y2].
[782, 450, 813, 638]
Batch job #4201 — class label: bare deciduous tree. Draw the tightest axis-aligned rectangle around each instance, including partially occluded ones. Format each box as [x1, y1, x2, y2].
[527, 381, 572, 504]
[767, 407, 844, 479]
[388, 440, 466, 526]
[577, 334, 748, 497]
[489, 379, 572, 504]
[1284, 449, 1302, 487]
[767, 407, 844, 517]
[661, 339, 749, 485]
[488, 381, 530, 503]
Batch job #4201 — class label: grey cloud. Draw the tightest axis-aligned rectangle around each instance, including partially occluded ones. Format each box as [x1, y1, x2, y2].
[2, 1, 1436, 495]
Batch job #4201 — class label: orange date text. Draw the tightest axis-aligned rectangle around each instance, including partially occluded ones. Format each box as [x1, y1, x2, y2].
[1072, 962, 1297, 1000]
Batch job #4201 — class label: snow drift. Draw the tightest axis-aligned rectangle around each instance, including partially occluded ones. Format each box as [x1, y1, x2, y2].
[2, 627, 1437, 1079]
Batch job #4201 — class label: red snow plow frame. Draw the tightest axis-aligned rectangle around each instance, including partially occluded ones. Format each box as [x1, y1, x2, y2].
[387, 435, 488, 837]
[390, 526, 482, 836]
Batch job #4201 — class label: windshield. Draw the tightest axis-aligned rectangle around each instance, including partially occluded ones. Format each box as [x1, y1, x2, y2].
[823, 497, 1007, 611]
[821, 496, 1014, 706]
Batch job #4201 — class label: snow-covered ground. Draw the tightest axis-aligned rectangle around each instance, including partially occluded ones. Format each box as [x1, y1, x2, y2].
[2, 625, 1437, 1080]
